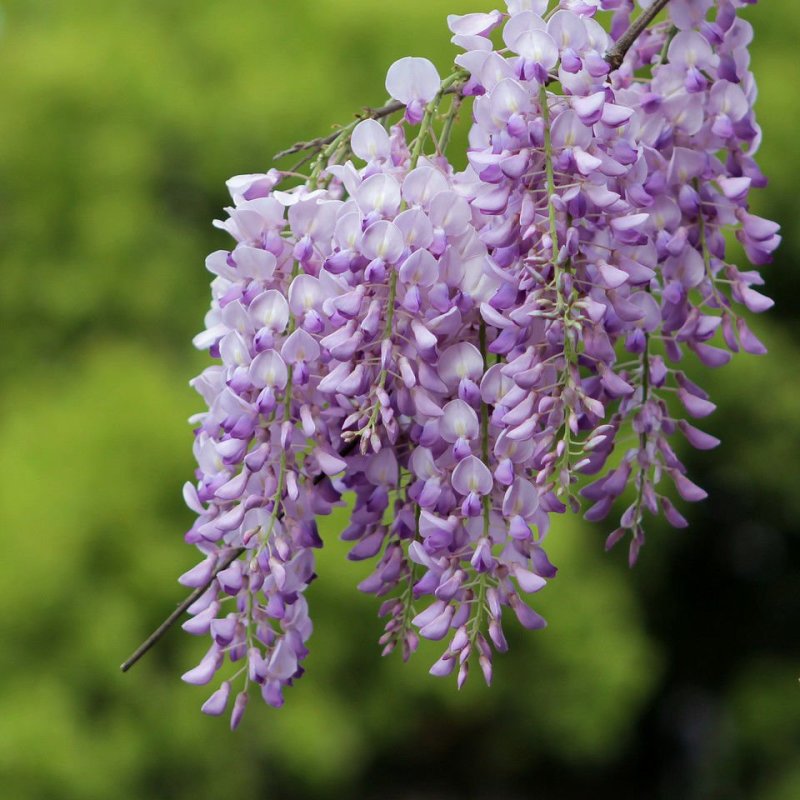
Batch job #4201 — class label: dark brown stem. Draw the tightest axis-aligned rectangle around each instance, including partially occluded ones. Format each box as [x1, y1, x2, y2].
[120, 546, 244, 672]
[121, 441, 357, 672]
[605, 0, 673, 71]
[274, 101, 404, 160]
[274, 85, 462, 161]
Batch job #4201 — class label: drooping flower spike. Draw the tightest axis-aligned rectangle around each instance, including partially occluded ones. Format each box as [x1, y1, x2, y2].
[173, 0, 778, 727]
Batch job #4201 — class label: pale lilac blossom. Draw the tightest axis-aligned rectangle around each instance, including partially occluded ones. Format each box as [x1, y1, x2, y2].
[177, 0, 778, 721]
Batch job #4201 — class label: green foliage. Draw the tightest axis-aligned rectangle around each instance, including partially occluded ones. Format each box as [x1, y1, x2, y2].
[0, 344, 659, 798]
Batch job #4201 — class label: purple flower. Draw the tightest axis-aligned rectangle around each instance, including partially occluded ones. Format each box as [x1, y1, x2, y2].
[176, 0, 777, 717]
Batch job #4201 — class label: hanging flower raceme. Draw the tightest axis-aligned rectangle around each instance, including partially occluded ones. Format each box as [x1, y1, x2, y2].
[168, 0, 778, 727]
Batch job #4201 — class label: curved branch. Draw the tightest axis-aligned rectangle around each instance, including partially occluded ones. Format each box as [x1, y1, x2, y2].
[274, 100, 405, 161]
[275, 3, 672, 163]
[120, 441, 356, 672]
[120, 546, 244, 672]
[605, 0, 673, 71]
[274, 84, 463, 161]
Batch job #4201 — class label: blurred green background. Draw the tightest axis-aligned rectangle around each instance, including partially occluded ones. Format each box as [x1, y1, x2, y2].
[0, 1, 797, 798]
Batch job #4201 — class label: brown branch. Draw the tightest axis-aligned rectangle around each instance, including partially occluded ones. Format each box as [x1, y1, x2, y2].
[274, 84, 464, 161]
[121, 441, 357, 672]
[274, 100, 405, 160]
[605, 0, 673, 71]
[275, 2, 671, 164]
[120, 546, 245, 672]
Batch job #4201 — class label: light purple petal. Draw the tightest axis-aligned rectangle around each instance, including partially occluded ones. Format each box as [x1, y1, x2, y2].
[440, 399, 480, 443]
[510, 595, 547, 630]
[361, 220, 405, 263]
[249, 290, 290, 332]
[281, 328, 321, 363]
[438, 342, 484, 389]
[249, 350, 288, 389]
[452, 455, 493, 496]
[402, 167, 450, 209]
[667, 31, 717, 70]
[511, 564, 547, 594]
[502, 10, 546, 52]
[547, 9, 588, 51]
[355, 173, 402, 217]
[316, 448, 348, 476]
[395, 208, 434, 250]
[447, 11, 503, 37]
[366, 448, 400, 485]
[385, 57, 441, 106]
[489, 77, 531, 124]
[399, 249, 439, 288]
[671, 471, 708, 503]
[502, 477, 539, 518]
[511, 29, 559, 70]
[350, 119, 391, 162]
[679, 421, 721, 450]
[268, 639, 298, 681]
[201, 681, 232, 716]
[288, 275, 323, 316]
[219, 331, 251, 368]
[551, 109, 592, 150]
[573, 91, 606, 124]
[181, 649, 221, 686]
[232, 245, 277, 280]
[429, 192, 472, 236]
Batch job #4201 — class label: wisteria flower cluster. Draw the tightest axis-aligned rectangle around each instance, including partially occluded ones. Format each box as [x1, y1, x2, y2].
[174, 0, 778, 726]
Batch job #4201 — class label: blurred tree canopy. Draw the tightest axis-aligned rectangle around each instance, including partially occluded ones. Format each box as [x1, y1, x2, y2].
[0, 1, 798, 799]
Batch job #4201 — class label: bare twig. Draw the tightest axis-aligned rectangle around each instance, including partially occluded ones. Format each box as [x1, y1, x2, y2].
[274, 100, 404, 160]
[121, 441, 356, 672]
[605, 0, 673, 71]
[120, 547, 245, 672]
[274, 85, 463, 161]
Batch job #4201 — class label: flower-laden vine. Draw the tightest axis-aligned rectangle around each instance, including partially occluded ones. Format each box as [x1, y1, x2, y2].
[132, 0, 779, 727]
